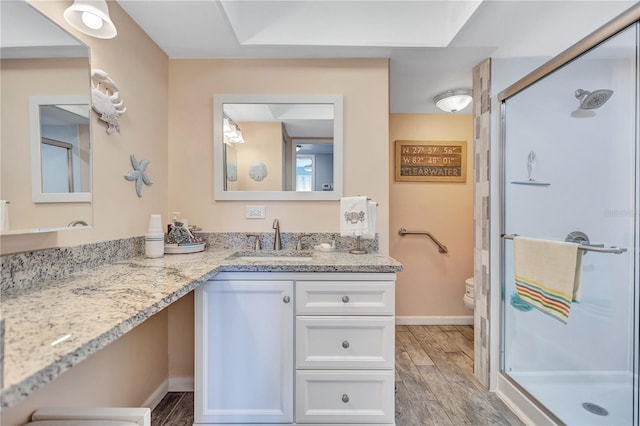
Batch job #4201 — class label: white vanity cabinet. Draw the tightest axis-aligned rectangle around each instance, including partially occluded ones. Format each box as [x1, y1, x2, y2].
[195, 272, 396, 426]
[195, 279, 294, 425]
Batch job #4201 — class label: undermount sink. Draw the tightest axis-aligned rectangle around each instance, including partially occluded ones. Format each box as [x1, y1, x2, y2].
[233, 256, 313, 262]
[227, 252, 314, 263]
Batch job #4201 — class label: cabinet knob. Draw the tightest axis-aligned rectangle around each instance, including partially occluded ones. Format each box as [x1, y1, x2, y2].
[342, 394, 350, 403]
[283, 295, 290, 304]
[342, 340, 350, 349]
[342, 295, 350, 303]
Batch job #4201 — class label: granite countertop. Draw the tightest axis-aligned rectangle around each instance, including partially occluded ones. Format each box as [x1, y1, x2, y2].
[0, 249, 402, 408]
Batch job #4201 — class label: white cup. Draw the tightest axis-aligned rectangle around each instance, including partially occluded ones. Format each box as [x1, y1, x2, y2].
[148, 214, 163, 234]
[145, 233, 164, 258]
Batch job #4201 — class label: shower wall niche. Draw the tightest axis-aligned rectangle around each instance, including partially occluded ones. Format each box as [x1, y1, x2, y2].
[498, 12, 638, 426]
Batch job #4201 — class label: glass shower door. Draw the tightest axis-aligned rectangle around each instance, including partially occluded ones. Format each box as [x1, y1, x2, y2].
[501, 22, 638, 425]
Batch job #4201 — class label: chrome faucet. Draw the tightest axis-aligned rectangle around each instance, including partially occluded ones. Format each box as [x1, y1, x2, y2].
[247, 233, 261, 250]
[296, 233, 310, 251]
[273, 219, 282, 250]
[67, 220, 88, 227]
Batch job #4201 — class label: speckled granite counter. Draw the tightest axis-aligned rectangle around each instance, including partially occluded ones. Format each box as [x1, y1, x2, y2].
[0, 249, 402, 408]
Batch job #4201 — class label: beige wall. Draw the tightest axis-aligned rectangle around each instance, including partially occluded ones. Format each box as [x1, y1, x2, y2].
[389, 114, 474, 318]
[168, 292, 195, 380]
[168, 58, 390, 250]
[1, 0, 170, 422]
[0, 0, 169, 255]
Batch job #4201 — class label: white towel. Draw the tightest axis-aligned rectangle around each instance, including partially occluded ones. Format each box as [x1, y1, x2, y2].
[340, 196, 376, 239]
[365, 200, 377, 239]
[513, 236, 583, 323]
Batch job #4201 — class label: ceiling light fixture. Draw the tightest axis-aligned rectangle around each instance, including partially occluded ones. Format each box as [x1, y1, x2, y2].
[64, 0, 117, 39]
[433, 89, 472, 113]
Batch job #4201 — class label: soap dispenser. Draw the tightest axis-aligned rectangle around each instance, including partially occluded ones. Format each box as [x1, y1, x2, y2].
[168, 212, 180, 234]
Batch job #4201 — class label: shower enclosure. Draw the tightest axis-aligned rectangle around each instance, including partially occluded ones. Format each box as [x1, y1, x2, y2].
[498, 6, 638, 426]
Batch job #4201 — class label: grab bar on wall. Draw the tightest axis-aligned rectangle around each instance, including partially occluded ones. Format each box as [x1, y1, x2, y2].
[398, 228, 448, 254]
[501, 234, 628, 254]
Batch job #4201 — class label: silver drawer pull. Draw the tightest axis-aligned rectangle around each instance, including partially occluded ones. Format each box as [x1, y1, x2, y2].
[342, 295, 350, 303]
[283, 295, 290, 304]
[342, 340, 350, 349]
[342, 394, 349, 403]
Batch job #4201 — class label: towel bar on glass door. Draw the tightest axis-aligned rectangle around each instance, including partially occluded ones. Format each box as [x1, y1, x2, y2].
[501, 234, 627, 254]
[398, 228, 448, 253]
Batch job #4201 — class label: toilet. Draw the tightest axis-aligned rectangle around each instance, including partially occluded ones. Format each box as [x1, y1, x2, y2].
[464, 277, 475, 310]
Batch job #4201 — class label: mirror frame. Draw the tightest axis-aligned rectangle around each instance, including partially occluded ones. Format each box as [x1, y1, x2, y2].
[213, 94, 343, 201]
[29, 95, 92, 203]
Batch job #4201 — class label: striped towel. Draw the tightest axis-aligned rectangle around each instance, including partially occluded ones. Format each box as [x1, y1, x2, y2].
[513, 236, 583, 323]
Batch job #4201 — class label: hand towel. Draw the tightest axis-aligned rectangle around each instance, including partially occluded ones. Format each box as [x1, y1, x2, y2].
[341, 196, 376, 238]
[513, 236, 583, 323]
[365, 200, 377, 239]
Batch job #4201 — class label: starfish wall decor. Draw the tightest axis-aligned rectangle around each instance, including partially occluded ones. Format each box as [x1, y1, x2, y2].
[124, 154, 153, 197]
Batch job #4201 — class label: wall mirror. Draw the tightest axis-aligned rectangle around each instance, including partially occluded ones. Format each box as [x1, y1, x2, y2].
[1, 0, 93, 234]
[213, 94, 343, 201]
[30, 96, 91, 203]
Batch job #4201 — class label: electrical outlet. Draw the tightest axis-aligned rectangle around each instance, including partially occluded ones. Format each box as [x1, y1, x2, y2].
[245, 205, 266, 219]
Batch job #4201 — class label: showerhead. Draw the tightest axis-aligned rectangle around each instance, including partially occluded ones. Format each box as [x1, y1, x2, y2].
[574, 89, 613, 110]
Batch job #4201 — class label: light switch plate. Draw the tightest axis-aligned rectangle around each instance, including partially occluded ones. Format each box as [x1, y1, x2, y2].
[245, 205, 266, 219]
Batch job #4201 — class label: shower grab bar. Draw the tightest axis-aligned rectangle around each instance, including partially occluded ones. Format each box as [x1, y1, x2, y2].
[398, 228, 448, 253]
[501, 234, 627, 254]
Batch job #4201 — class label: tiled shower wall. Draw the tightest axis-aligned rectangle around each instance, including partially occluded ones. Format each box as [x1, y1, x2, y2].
[472, 58, 491, 387]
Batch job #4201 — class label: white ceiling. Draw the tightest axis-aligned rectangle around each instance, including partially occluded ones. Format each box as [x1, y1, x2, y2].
[116, 0, 636, 114]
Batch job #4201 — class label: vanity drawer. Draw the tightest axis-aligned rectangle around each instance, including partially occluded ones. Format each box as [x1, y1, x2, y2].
[296, 316, 394, 369]
[296, 281, 395, 315]
[295, 370, 394, 424]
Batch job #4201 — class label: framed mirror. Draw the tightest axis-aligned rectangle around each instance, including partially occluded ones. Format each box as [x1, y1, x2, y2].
[1, 0, 92, 234]
[29, 96, 91, 203]
[213, 94, 343, 201]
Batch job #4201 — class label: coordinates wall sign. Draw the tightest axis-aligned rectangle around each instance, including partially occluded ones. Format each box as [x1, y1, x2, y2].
[394, 140, 467, 183]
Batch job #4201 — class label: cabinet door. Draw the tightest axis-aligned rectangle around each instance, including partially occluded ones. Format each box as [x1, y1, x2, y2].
[195, 280, 294, 424]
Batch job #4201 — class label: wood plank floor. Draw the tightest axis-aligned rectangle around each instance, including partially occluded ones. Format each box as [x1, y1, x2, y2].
[152, 325, 523, 426]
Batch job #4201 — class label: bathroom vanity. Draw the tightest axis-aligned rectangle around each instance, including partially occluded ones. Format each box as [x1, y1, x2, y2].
[0, 246, 401, 419]
[195, 272, 396, 425]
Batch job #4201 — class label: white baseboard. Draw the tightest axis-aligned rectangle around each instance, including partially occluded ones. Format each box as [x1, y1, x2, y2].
[169, 376, 195, 392]
[396, 316, 473, 325]
[142, 379, 169, 410]
[142, 377, 194, 410]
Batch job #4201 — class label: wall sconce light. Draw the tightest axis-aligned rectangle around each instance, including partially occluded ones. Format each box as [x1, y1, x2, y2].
[64, 0, 117, 39]
[223, 116, 244, 144]
[433, 89, 472, 113]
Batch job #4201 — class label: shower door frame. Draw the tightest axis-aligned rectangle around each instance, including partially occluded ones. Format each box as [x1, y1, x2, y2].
[496, 4, 640, 425]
